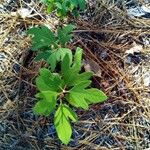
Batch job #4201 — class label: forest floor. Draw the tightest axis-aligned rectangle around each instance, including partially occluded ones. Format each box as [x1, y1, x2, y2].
[0, 0, 150, 150]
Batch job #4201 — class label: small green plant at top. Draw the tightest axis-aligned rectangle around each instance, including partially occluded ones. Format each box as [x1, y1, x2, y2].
[33, 47, 107, 144]
[41, 0, 86, 18]
[27, 24, 75, 71]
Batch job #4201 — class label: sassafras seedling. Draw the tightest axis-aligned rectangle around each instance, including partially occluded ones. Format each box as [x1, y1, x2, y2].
[33, 48, 107, 144]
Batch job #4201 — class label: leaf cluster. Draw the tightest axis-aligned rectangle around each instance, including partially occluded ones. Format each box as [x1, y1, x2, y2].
[28, 23, 107, 145]
[41, 0, 86, 18]
[27, 25, 75, 71]
[34, 48, 107, 144]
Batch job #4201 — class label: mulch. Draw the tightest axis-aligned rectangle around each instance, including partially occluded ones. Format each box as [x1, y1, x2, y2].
[0, 0, 150, 149]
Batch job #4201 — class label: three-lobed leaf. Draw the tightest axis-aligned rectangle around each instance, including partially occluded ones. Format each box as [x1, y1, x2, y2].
[54, 104, 77, 145]
[67, 81, 108, 109]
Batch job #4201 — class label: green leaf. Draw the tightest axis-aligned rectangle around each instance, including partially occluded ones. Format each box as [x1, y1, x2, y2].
[56, 0, 75, 18]
[27, 26, 56, 51]
[61, 47, 90, 86]
[77, 0, 86, 10]
[54, 105, 72, 145]
[61, 68, 76, 86]
[67, 81, 90, 109]
[70, 72, 93, 86]
[72, 47, 83, 72]
[47, 48, 72, 71]
[34, 51, 51, 61]
[61, 47, 82, 86]
[70, 0, 78, 6]
[72, 8, 79, 17]
[55, 2, 63, 9]
[67, 82, 107, 109]
[33, 91, 58, 116]
[61, 53, 72, 76]
[70, 81, 91, 90]
[84, 88, 108, 104]
[33, 100, 51, 116]
[46, 0, 56, 13]
[65, 94, 79, 108]
[36, 68, 62, 92]
[69, 92, 89, 110]
[32, 44, 108, 145]
[54, 104, 62, 125]
[57, 24, 75, 47]
[62, 104, 78, 122]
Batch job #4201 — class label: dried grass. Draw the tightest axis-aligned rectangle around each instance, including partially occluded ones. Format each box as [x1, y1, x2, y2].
[0, 0, 150, 149]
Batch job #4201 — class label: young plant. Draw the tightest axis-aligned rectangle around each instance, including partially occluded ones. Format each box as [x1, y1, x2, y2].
[33, 47, 107, 144]
[41, 0, 86, 18]
[27, 24, 75, 71]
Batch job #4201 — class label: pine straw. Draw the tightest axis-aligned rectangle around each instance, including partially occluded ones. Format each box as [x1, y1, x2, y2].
[0, 0, 150, 149]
